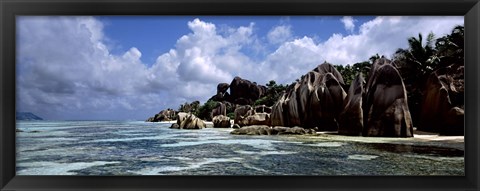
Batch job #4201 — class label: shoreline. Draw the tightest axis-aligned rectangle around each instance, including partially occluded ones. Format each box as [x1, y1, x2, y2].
[145, 120, 464, 150]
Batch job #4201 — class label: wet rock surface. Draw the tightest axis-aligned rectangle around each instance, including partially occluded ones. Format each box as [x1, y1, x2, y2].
[231, 125, 317, 135]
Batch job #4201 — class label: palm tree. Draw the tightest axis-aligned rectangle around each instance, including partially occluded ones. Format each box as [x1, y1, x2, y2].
[394, 32, 437, 128]
[435, 25, 464, 68]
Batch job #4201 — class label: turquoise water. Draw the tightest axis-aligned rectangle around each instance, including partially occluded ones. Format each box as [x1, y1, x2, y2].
[16, 121, 464, 175]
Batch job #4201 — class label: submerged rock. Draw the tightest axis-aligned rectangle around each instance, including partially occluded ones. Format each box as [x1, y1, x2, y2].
[230, 125, 272, 135]
[230, 125, 316, 135]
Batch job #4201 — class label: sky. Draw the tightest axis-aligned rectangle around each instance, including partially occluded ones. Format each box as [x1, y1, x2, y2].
[16, 16, 464, 120]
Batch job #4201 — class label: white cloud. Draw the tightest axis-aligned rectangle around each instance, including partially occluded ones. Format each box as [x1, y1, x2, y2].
[17, 16, 464, 120]
[267, 25, 292, 44]
[341, 16, 356, 33]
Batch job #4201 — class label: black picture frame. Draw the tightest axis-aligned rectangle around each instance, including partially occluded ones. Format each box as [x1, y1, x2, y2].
[1, 0, 478, 190]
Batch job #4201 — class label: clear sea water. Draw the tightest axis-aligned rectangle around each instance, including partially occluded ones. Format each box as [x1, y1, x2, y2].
[16, 121, 464, 175]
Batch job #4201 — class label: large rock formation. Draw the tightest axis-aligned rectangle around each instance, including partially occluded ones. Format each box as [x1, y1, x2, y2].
[217, 83, 230, 95]
[270, 62, 346, 130]
[234, 105, 254, 125]
[212, 115, 231, 128]
[211, 83, 231, 101]
[229, 76, 267, 105]
[363, 62, 413, 137]
[211, 102, 227, 119]
[338, 73, 365, 136]
[146, 108, 176, 122]
[420, 64, 464, 135]
[313, 61, 345, 85]
[171, 112, 205, 129]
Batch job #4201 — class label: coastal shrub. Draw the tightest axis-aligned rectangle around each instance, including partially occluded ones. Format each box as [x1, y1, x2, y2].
[195, 99, 218, 121]
[254, 80, 287, 107]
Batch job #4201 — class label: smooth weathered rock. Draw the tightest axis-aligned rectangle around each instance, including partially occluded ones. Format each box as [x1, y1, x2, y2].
[230, 125, 272, 135]
[338, 73, 365, 136]
[217, 83, 230, 95]
[270, 93, 286, 127]
[312, 73, 347, 130]
[211, 102, 227, 118]
[245, 113, 271, 126]
[420, 64, 464, 135]
[270, 63, 346, 131]
[176, 112, 188, 125]
[314, 61, 345, 85]
[213, 115, 231, 128]
[175, 112, 205, 129]
[234, 105, 253, 126]
[229, 76, 267, 105]
[363, 64, 413, 137]
[365, 57, 391, 94]
[170, 123, 180, 129]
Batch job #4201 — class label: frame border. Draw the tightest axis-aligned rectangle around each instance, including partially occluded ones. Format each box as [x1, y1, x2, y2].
[1, 0, 479, 190]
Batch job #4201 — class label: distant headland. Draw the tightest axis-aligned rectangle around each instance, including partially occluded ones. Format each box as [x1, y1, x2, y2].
[16, 112, 43, 121]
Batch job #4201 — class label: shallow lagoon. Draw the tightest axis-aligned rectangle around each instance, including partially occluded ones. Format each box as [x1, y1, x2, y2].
[16, 121, 464, 175]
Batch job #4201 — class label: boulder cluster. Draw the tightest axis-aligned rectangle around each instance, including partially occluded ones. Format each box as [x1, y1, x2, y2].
[235, 60, 414, 137]
[146, 108, 176, 122]
[148, 57, 464, 137]
[419, 63, 464, 135]
[211, 76, 267, 105]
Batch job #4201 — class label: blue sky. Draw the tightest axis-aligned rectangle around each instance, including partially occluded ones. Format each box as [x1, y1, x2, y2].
[99, 16, 376, 65]
[16, 16, 463, 120]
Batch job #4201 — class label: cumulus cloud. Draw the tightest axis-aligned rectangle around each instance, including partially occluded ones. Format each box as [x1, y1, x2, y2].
[17, 16, 463, 120]
[17, 17, 259, 120]
[341, 16, 356, 33]
[267, 25, 292, 44]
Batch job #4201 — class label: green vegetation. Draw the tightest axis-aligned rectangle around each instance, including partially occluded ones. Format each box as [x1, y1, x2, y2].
[178, 101, 200, 113]
[334, 59, 372, 87]
[254, 80, 288, 107]
[194, 99, 218, 121]
[392, 25, 464, 127]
